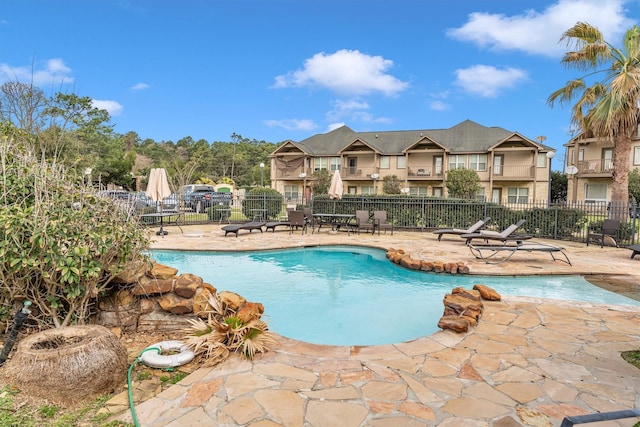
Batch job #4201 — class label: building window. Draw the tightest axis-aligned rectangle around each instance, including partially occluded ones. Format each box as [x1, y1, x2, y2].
[578, 149, 584, 162]
[330, 157, 341, 171]
[380, 156, 390, 169]
[449, 154, 465, 170]
[537, 153, 547, 168]
[432, 187, 443, 197]
[475, 188, 486, 201]
[507, 187, 529, 204]
[284, 185, 299, 200]
[585, 183, 607, 202]
[409, 187, 428, 196]
[396, 156, 406, 169]
[361, 185, 375, 195]
[314, 158, 328, 171]
[634, 147, 640, 165]
[469, 154, 487, 171]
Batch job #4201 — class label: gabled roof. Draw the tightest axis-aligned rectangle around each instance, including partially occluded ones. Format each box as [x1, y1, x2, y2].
[280, 119, 554, 157]
[271, 140, 309, 156]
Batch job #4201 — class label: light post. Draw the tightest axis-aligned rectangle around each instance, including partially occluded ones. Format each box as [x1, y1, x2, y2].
[259, 162, 265, 187]
[299, 172, 307, 205]
[371, 173, 379, 195]
[546, 151, 555, 206]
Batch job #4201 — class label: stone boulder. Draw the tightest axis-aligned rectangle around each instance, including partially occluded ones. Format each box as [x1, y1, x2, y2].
[112, 259, 149, 284]
[157, 293, 193, 315]
[473, 284, 502, 301]
[130, 276, 175, 296]
[219, 291, 246, 311]
[237, 302, 265, 323]
[442, 294, 483, 320]
[149, 262, 178, 279]
[174, 274, 203, 298]
[437, 315, 470, 333]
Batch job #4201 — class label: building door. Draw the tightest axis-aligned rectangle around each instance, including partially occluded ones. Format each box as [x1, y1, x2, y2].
[602, 148, 613, 171]
[492, 188, 502, 203]
[348, 158, 357, 175]
[493, 155, 504, 176]
[433, 156, 443, 176]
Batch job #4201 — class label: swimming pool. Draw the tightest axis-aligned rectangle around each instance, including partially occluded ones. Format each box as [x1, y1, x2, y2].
[150, 246, 640, 346]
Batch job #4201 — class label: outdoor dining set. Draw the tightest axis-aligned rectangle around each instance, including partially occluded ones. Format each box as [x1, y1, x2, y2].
[221, 209, 394, 237]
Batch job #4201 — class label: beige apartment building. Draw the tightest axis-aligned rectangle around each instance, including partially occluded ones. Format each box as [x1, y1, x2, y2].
[564, 132, 640, 203]
[269, 120, 555, 204]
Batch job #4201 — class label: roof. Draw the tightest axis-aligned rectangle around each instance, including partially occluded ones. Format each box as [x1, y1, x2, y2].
[273, 119, 553, 157]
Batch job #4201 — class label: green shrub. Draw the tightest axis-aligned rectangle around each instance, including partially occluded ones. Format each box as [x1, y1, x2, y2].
[242, 187, 283, 220]
[0, 127, 149, 328]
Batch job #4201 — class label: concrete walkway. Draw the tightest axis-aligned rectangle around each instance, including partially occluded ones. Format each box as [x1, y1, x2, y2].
[117, 225, 640, 426]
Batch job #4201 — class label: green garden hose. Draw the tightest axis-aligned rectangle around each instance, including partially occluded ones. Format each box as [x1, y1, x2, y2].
[127, 347, 161, 427]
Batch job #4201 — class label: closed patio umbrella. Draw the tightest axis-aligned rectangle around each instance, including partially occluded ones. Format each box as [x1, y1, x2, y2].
[146, 168, 172, 235]
[328, 170, 343, 200]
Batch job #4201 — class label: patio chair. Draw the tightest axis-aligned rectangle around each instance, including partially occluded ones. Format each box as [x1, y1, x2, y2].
[355, 210, 376, 235]
[586, 219, 620, 248]
[287, 210, 307, 234]
[221, 221, 266, 237]
[461, 219, 530, 245]
[468, 241, 572, 265]
[433, 216, 490, 241]
[373, 210, 393, 235]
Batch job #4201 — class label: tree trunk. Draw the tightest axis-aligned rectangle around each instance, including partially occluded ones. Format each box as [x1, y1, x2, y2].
[610, 135, 631, 219]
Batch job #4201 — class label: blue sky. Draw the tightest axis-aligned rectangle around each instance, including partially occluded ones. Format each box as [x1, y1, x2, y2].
[2, 0, 639, 168]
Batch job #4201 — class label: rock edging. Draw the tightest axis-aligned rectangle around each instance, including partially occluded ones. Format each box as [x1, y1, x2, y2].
[386, 248, 470, 274]
[437, 284, 501, 333]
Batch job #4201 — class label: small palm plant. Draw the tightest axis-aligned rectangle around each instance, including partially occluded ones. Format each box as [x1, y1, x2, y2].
[183, 293, 278, 366]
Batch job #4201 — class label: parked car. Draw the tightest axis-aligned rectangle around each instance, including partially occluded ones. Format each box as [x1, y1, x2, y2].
[98, 190, 147, 211]
[180, 185, 232, 212]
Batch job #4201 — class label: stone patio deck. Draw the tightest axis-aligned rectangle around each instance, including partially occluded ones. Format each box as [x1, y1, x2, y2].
[117, 224, 640, 426]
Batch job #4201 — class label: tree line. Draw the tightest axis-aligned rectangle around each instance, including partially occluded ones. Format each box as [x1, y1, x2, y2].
[0, 81, 279, 192]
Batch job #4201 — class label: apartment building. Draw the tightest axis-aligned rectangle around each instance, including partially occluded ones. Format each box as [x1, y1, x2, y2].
[564, 132, 640, 203]
[269, 119, 555, 203]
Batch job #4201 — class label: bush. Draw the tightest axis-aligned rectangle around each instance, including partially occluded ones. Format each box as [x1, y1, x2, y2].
[0, 128, 149, 328]
[242, 187, 283, 220]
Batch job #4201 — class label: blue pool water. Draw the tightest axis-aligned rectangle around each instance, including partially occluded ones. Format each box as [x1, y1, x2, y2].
[150, 246, 640, 346]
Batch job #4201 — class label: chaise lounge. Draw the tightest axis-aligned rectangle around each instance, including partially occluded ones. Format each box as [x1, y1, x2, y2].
[433, 217, 490, 241]
[468, 241, 572, 265]
[460, 219, 530, 245]
[221, 221, 266, 237]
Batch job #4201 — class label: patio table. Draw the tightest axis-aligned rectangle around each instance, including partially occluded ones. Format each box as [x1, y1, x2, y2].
[140, 211, 184, 236]
[312, 213, 355, 235]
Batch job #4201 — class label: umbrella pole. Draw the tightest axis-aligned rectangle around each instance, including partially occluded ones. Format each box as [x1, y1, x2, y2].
[157, 201, 167, 236]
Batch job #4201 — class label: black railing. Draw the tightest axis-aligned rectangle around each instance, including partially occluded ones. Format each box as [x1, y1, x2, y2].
[142, 195, 640, 246]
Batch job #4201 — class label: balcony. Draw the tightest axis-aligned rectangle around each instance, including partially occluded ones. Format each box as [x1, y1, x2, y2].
[492, 165, 535, 180]
[407, 167, 443, 180]
[275, 167, 305, 179]
[342, 167, 378, 180]
[576, 159, 613, 177]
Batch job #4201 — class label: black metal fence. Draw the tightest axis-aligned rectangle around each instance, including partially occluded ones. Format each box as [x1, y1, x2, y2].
[151, 194, 640, 246]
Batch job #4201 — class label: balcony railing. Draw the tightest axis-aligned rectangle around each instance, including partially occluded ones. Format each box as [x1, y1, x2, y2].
[492, 165, 535, 180]
[342, 167, 378, 179]
[407, 167, 443, 179]
[275, 168, 305, 179]
[577, 159, 613, 175]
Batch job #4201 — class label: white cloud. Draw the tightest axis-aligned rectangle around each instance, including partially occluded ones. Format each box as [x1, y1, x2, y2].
[131, 82, 150, 91]
[327, 122, 346, 132]
[273, 49, 409, 96]
[326, 99, 370, 121]
[447, 0, 633, 57]
[92, 99, 124, 116]
[263, 118, 318, 132]
[430, 100, 450, 111]
[454, 65, 528, 97]
[0, 58, 74, 86]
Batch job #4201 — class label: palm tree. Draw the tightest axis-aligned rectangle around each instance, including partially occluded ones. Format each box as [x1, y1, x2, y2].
[548, 22, 640, 207]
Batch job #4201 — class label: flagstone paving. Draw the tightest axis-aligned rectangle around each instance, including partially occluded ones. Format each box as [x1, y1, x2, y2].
[115, 225, 640, 426]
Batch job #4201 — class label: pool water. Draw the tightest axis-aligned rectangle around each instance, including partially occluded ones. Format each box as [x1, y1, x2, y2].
[150, 246, 640, 346]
